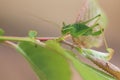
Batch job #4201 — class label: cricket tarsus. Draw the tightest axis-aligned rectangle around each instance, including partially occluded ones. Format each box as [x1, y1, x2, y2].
[107, 48, 114, 60]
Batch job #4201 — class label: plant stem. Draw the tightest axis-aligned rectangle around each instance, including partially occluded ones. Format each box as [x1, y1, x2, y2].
[62, 40, 77, 48]
[0, 36, 33, 42]
[4, 41, 18, 48]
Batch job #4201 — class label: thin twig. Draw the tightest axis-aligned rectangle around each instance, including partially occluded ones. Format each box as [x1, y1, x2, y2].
[3, 41, 18, 48]
[61, 40, 77, 48]
[88, 56, 120, 80]
[61, 40, 120, 80]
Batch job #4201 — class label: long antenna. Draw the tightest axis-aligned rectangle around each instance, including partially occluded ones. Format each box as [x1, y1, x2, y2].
[30, 14, 61, 29]
[76, 0, 89, 22]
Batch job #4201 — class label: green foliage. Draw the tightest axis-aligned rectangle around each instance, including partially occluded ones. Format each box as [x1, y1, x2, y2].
[17, 41, 71, 80]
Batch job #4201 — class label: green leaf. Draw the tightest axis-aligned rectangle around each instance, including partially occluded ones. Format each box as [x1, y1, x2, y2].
[0, 28, 4, 36]
[77, 0, 107, 28]
[71, 58, 116, 80]
[45, 40, 116, 80]
[17, 41, 71, 80]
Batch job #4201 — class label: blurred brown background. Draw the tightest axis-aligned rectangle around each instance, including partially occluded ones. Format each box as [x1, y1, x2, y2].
[0, 0, 120, 80]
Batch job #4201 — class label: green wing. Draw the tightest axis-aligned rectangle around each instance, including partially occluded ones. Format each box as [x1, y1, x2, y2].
[76, 0, 107, 28]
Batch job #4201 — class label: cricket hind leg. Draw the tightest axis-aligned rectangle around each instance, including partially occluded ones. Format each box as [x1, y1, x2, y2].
[101, 27, 115, 61]
[78, 14, 102, 36]
[85, 14, 103, 36]
[81, 14, 101, 24]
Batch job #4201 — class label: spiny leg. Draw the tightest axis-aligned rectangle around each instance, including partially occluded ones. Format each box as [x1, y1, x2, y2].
[78, 14, 102, 36]
[79, 23, 99, 36]
[81, 14, 101, 24]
